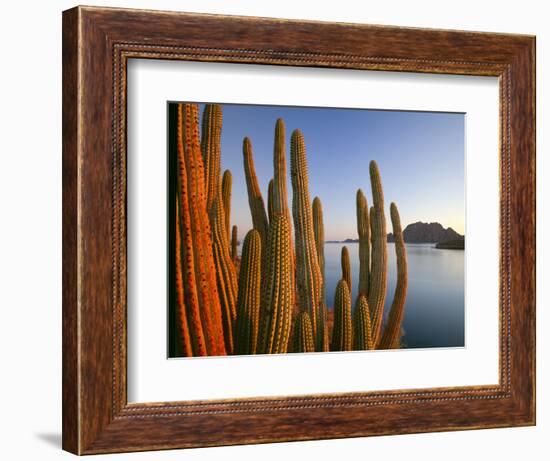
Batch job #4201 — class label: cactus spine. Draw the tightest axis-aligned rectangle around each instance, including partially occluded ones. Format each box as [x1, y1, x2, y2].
[222, 169, 232, 242]
[293, 311, 315, 353]
[353, 295, 374, 350]
[368, 160, 388, 345]
[200, 104, 222, 214]
[175, 103, 226, 356]
[231, 225, 238, 262]
[357, 189, 370, 297]
[235, 230, 262, 355]
[341, 246, 352, 295]
[379, 202, 408, 349]
[243, 137, 269, 247]
[331, 279, 353, 351]
[261, 214, 293, 354]
[290, 129, 323, 350]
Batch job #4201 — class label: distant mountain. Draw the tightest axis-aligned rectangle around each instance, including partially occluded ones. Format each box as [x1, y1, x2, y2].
[387, 221, 464, 244]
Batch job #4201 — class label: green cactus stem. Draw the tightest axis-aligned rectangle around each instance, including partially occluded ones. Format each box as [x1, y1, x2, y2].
[331, 279, 353, 351]
[200, 104, 223, 214]
[312, 197, 325, 304]
[243, 137, 269, 247]
[273, 118, 290, 217]
[378, 202, 408, 349]
[353, 294, 374, 350]
[356, 189, 370, 297]
[267, 178, 275, 224]
[175, 103, 226, 356]
[290, 129, 323, 350]
[368, 160, 388, 345]
[231, 225, 238, 262]
[261, 214, 293, 354]
[341, 246, 352, 295]
[293, 311, 315, 353]
[222, 169, 232, 242]
[235, 230, 262, 355]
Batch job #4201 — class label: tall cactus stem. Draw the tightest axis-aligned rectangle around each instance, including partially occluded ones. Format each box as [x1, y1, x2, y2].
[267, 178, 275, 224]
[200, 104, 223, 214]
[368, 160, 388, 345]
[235, 230, 262, 355]
[341, 246, 352, 296]
[378, 202, 408, 349]
[331, 279, 353, 351]
[312, 197, 326, 304]
[293, 311, 315, 353]
[353, 294, 374, 350]
[231, 225, 238, 262]
[357, 189, 370, 297]
[222, 169, 232, 242]
[261, 214, 293, 354]
[290, 129, 323, 350]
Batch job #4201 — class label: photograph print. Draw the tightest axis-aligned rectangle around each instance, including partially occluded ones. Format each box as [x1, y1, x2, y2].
[168, 102, 465, 358]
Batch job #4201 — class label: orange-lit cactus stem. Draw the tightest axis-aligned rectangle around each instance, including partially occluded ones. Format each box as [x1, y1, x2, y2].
[231, 225, 238, 263]
[353, 294, 374, 350]
[356, 188, 370, 297]
[341, 246, 352, 295]
[200, 104, 223, 214]
[222, 169, 232, 243]
[176, 103, 226, 356]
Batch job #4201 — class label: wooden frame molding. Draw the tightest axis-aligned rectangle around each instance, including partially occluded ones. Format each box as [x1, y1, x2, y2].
[62, 5, 535, 455]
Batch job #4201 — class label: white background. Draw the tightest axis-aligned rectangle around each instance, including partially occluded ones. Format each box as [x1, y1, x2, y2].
[128, 60, 499, 402]
[0, 0, 546, 460]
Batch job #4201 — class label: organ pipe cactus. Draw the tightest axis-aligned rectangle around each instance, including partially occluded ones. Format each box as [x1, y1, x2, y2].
[222, 169, 232, 242]
[290, 129, 323, 350]
[200, 104, 222, 214]
[175, 103, 226, 356]
[235, 230, 262, 355]
[368, 160, 388, 345]
[243, 137, 269, 247]
[378, 202, 408, 349]
[261, 214, 293, 354]
[356, 189, 370, 297]
[331, 279, 353, 351]
[353, 294, 374, 350]
[293, 311, 315, 353]
[341, 246, 352, 295]
[267, 178, 275, 224]
[209, 192, 238, 354]
[312, 197, 325, 304]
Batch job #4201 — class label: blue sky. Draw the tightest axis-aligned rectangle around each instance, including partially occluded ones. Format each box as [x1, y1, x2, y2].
[196, 103, 465, 241]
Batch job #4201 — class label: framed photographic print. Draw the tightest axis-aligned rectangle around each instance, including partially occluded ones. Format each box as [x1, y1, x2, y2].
[62, 5, 535, 455]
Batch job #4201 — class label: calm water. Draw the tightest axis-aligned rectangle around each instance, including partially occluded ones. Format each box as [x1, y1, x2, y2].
[324, 243, 464, 348]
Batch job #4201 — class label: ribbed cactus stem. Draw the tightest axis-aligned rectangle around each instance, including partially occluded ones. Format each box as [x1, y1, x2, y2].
[222, 169, 232, 242]
[331, 279, 353, 351]
[210, 192, 238, 354]
[378, 202, 408, 349]
[261, 214, 293, 354]
[175, 103, 226, 356]
[267, 178, 275, 224]
[341, 246, 352, 296]
[356, 189, 370, 297]
[312, 197, 325, 304]
[200, 104, 222, 214]
[368, 160, 388, 345]
[293, 311, 315, 353]
[175, 197, 193, 356]
[317, 300, 330, 352]
[235, 230, 262, 355]
[243, 137, 269, 247]
[290, 129, 323, 350]
[231, 225, 238, 262]
[353, 295, 374, 350]
[273, 118, 290, 217]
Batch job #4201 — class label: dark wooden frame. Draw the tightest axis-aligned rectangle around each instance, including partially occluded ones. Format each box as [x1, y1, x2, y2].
[62, 5, 536, 455]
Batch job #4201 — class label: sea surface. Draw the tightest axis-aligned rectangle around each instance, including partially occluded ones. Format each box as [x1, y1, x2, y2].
[324, 242, 465, 348]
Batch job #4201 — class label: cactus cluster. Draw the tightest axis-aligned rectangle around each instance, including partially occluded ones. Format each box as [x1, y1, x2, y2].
[172, 102, 408, 357]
